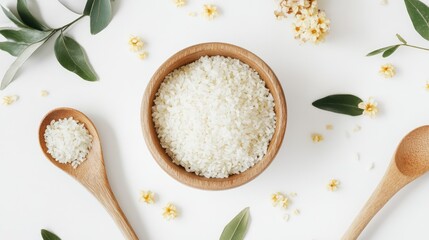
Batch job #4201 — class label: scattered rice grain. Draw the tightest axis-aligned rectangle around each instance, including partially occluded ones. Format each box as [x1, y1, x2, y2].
[293, 209, 300, 215]
[283, 214, 290, 221]
[367, 162, 375, 170]
[40, 90, 49, 97]
[353, 124, 362, 132]
[2, 95, 18, 105]
[355, 153, 360, 162]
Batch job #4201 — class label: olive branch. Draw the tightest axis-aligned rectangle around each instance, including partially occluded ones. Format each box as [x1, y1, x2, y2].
[0, 0, 113, 90]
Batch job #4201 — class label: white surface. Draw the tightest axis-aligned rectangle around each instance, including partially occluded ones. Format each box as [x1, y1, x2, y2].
[1, 0, 429, 239]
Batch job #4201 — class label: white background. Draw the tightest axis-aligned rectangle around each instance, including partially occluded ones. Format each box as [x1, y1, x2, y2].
[1, 0, 429, 239]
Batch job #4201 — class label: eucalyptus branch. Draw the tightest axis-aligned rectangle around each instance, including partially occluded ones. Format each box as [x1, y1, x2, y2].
[367, 34, 429, 58]
[0, 0, 113, 90]
[368, 0, 429, 58]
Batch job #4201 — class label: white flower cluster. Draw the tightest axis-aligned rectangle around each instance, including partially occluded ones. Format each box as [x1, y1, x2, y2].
[275, 0, 330, 44]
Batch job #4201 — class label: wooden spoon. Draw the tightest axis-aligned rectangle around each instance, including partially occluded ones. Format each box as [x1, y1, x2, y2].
[342, 125, 429, 240]
[39, 107, 139, 240]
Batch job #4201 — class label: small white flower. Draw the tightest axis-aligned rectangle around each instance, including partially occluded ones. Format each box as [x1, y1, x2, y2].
[129, 36, 144, 52]
[173, 0, 186, 7]
[163, 203, 178, 220]
[271, 192, 285, 206]
[379, 63, 396, 78]
[203, 4, 219, 20]
[327, 179, 340, 191]
[311, 133, 324, 143]
[139, 190, 155, 204]
[276, 0, 330, 44]
[358, 98, 378, 117]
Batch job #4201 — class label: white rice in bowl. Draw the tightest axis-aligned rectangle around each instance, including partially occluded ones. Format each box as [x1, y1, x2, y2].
[152, 56, 276, 178]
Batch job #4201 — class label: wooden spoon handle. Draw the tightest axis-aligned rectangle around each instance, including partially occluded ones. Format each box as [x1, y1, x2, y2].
[95, 183, 139, 240]
[342, 161, 414, 240]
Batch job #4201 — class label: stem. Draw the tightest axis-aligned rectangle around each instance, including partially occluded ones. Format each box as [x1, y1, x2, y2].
[40, 15, 85, 48]
[403, 43, 429, 51]
[55, 15, 85, 31]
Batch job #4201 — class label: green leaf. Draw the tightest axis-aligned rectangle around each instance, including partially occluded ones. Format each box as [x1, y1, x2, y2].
[54, 34, 97, 81]
[0, 28, 51, 43]
[220, 207, 250, 240]
[396, 33, 407, 44]
[0, 40, 45, 90]
[366, 45, 399, 56]
[404, 0, 429, 41]
[17, 0, 50, 31]
[84, 0, 95, 15]
[1, 6, 29, 28]
[90, 0, 112, 34]
[0, 41, 29, 56]
[312, 94, 364, 116]
[382, 45, 400, 57]
[41, 229, 61, 240]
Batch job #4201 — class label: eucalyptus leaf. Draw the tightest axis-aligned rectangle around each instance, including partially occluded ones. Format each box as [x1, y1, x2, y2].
[0, 41, 29, 56]
[382, 45, 400, 57]
[396, 33, 407, 44]
[41, 229, 61, 240]
[220, 207, 250, 240]
[90, 0, 112, 34]
[54, 34, 97, 81]
[312, 94, 364, 116]
[1, 5, 29, 28]
[84, 0, 94, 15]
[404, 0, 429, 41]
[0, 40, 45, 90]
[0, 28, 51, 43]
[366, 45, 399, 56]
[17, 0, 50, 31]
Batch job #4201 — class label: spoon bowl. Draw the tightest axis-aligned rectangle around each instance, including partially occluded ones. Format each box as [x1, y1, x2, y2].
[39, 107, 102, 178]
[343, 125, 429, 240]
[395, 126, 429, 176]
[39, 107, 139, 240]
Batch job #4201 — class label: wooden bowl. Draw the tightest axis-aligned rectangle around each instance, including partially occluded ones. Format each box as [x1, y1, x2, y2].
[141, 42, 287, 190]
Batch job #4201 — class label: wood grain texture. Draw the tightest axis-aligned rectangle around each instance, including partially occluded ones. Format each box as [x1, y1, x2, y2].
[39, 108, 139, 240]
[342, 126, 429, 240]
[141, 42, 287, 190]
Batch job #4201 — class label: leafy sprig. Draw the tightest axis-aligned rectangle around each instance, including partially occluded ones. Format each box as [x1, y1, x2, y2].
[315, 0, 428, 116]
[0, 0, 113, 90]
[368, 0, 429, 58]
